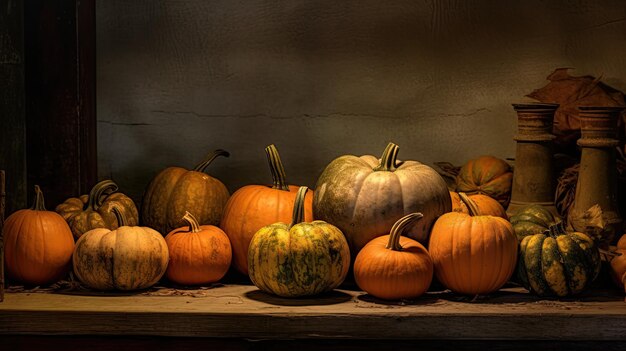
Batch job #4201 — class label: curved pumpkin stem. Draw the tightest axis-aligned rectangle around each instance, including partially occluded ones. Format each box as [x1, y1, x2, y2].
[290, 186, 308, 228]
[265, 144, 290, 191]
[193, 149, 230, 173]
[87, 180, 119, 211]
[182, 211, 201, 233]
[547, 221, 567, 238]
[111, 205, 129, 227]
[458, 192, 482, 216]
[386, 213, 424, 251]
[374, 142, 400, 172]
[30, 185, 47, 211]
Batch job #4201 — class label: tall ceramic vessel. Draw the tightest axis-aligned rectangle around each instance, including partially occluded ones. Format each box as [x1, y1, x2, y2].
[571, 106, 624, 245]
[507, 103, 559, 217]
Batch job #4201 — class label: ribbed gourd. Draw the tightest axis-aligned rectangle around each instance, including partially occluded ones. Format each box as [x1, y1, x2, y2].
[517, 222, 601, 297]
[248, 186, 350, 297]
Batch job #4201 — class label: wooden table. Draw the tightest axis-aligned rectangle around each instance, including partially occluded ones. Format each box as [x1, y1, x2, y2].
[1, 284, 624, 342]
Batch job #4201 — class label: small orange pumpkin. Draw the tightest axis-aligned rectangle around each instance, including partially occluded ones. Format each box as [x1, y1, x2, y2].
[455, 156, 513, 207]
[429, 193, 518, 295]
[220, 145, 313, 275]
[609, 234, 626, 291]
[3, 186, 75, 285]
[165, 212, 232, 285]
[449, 191, 507, 219]
[354, 213, 433, 300]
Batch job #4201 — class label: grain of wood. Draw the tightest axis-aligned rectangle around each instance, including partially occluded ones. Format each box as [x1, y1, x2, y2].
[1, 284, 625, 339]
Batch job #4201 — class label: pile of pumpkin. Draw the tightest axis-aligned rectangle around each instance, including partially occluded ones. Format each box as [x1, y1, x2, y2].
[3, 143, 625, 300]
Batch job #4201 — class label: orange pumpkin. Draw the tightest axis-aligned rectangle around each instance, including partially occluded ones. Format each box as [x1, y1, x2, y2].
[455, 156, 513, 207]
[449, 191, 507, 219]
[165, 212, 232, 285]
[354, 213, 433, 300]
[429, 193, 518, 295]
[141, 149, 230, 235]
[3, 186, 75, 285]
[610, 234, 626, 291]
[220, 144, 313, 275]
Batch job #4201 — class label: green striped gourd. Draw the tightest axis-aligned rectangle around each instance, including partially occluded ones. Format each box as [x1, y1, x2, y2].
[517, 222, 600, 297]
[248, 186, 350, 297]
[510, 204, 560, 242]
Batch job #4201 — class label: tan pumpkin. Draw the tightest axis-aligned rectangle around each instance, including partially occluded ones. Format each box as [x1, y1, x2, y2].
[455, 155, 513, 207]
[313, 142, 451, 258]
[354, 213, 433, 300]
[56, 179, 138, 239]
[221, 145, 313, 275]
[141, 149, 230, 235]
[73, 206, 169, 290]
[449, 191, 507, 219]
[165, 212, 232, 285]
[610, 234, 626, 291]
[429, 193, 518, 295]
[3, 186, 75, 285]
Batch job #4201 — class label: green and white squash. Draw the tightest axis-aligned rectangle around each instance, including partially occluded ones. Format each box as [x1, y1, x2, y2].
[510, 204, 560, 242]
[248, 186, 350, 297]
[313, 142, 451, 257]
[517, 222, 600, 297]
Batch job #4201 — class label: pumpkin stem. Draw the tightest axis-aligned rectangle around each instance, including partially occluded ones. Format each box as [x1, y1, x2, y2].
[265, 144, 290, 191]
[30, 185, 46, 211]
[386, 213, 424, 251]
[87, 179, 119, 211]
[182, 211, 201, 233]
[458, 192, 481, 216]
[290, 186, 309, 228]
[193, 149, 230, 173]
[547, 221, 566, 237]
[111, 205, 129, 227]
[374, 142, 400, 172]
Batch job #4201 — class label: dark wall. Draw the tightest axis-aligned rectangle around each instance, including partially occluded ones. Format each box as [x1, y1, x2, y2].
[0, 0, 25, 214]
[97, 0, 626, 202]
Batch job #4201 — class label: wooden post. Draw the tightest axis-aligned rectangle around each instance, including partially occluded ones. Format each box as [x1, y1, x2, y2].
[1, 170, 5, 302]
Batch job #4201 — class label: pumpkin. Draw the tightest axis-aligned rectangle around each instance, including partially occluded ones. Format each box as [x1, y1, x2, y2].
[429, 193, 518, 295]
[221, 144, 313, 275]
[3, 186, 75, 285]
[141, 149, 230, 235]
[165, 211, 232, 285]
[450, 191, 507, 219]
[354, 213, 433, 300]
[609, 234, 626, 290]
[55, 179, 138, 239]
[73, 206, 169, 290]
[248, 186, 350, 297]
[455, 155, 513, 207]
[509, 204, 561, 242]
[517, 222, 601, 297]
[313, 142, 451, 258]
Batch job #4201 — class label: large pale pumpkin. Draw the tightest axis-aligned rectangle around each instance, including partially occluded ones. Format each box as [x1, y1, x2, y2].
[165, 211, 232, 285]
[609, 234, 626, 290]
[313, 142, 451, 257]
[455, 155, 513, 207]
[248, 187, 350, 297]
[73, 206, 169, 291]
[3, 186, 75, 285]
[141, 149, 230, 235]
[429, 193, 518, 295]
[221, 145, 313, 275]
[449, 191, 507, 219]
[509, 204, 560, 242]
[56, 179, 138, 239]
[517, 222, 600, 297]
[354, 213, 433, 300]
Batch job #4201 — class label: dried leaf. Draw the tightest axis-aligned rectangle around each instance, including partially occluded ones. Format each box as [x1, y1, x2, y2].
[527, 68, 626, 152]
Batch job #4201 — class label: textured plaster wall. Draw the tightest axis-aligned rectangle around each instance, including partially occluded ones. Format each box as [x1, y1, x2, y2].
[97, 0, 626, 202]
